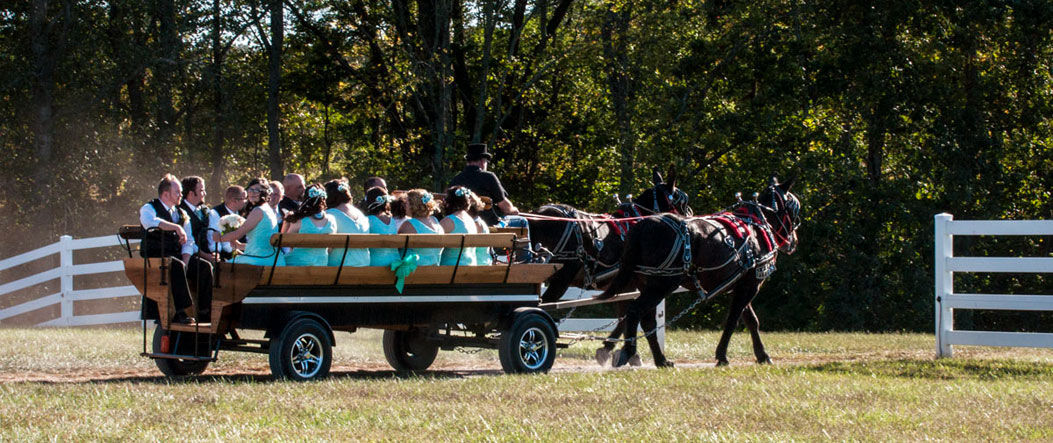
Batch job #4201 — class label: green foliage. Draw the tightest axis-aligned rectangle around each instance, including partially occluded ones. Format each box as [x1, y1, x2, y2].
[1, 0, 1051, 331]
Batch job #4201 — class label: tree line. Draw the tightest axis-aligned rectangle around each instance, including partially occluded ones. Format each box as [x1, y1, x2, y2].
[2, 0, 1051, 331]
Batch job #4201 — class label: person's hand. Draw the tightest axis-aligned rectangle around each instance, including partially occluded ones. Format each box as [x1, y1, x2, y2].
[175, 226, 188, 245]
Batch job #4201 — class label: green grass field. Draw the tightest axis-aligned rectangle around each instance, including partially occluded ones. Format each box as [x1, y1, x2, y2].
[1, 328, 1051, 441]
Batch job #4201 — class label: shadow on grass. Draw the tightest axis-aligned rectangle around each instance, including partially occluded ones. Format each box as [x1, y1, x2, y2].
[804, 358, 1053, 381]
[24, 368, 509, 385]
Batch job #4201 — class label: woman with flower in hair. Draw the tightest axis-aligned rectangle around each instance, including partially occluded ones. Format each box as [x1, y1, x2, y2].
[397, 189, 444, 266]
[325, 179, 370, 267]
[282, 184, 337, 266]
[390, 193, 409, 229]
[467, 192, 493, 265]
[221, 178, 285, 266]
[439, 186, 478, 266]
[364, 186, 401, 267]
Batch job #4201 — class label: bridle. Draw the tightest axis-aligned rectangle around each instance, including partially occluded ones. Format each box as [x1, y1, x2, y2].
[762, 185, 800, 253]
[631, 185, 693, 217]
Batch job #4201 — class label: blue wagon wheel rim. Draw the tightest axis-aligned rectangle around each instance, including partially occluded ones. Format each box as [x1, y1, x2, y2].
[518, 327, 549, 370]
[290, 332, 324, 379]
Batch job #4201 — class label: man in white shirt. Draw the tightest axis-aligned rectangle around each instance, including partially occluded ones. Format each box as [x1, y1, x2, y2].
[210, 185, 247, 260]
[139, 174, 213, 324]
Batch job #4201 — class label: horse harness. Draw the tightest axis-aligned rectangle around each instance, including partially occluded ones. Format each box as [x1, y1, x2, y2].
[539, 205, 630, 289]
[633, 208, 780, 304]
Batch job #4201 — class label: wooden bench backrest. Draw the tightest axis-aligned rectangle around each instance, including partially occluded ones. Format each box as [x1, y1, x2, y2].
[269, 233, 522, 249]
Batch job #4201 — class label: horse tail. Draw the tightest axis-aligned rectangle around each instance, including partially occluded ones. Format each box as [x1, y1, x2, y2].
[597, 224, 641, 299]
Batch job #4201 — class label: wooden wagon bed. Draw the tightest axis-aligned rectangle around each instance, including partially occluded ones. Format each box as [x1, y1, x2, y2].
[124, 232, 561, 334]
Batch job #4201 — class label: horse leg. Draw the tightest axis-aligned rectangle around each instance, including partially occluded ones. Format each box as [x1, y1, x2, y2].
[641, 305, 673, 368]
[740, 303, 772, 364]
[614, 279, 677, 368]
[714, 281, 760, 366]
[595, 302, 624, 366]
[540, 262, 580, 304]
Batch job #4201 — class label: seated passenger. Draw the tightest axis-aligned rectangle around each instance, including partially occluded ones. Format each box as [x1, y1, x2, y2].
[397, 189, 443, 266]
[268, 180, 285, 225]
[325, 179, 370, 267]
[467, 192, 493, 265]
[439, 186, 478, 266]
[283, 184, 337, 266]
[365, 186, 401, 267]
[390, 192, 409, 229]
[221, 178, 285, 266]
[209, 185, 247, 261]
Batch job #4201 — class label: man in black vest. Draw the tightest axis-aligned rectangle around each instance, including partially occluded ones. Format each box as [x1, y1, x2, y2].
[210, 185, 247, 260]
[179, 176, 216, 261]
[139, 174, 213, 324]
[449, 143, 519, 226]
[279, 173, 305, 215]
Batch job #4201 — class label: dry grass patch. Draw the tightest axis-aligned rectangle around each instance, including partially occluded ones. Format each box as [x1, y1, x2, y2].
[1, 328, 1052, 441]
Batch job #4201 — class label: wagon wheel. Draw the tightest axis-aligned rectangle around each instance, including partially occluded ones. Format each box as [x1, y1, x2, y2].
[382, 329, 439, 372]
[498, 313, 557, 374]
[152, 326, 211, 377]
[268, 318, 333, 381]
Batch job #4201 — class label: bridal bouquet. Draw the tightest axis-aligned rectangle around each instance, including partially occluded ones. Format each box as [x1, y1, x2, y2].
[219, 214, 245, 235]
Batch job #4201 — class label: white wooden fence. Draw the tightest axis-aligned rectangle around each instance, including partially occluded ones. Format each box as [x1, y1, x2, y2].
[935, 213, 1053, 357]
[0, 235, 141, 327]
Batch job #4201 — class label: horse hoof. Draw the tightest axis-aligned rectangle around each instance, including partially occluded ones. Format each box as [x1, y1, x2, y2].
[595, 347, 612, 366]
[715, 360, 729, 367]
[757, 356, 773, 365]
[655, 360, 676, 368]
[612, 349, 635, 368]
[629, 354, 642, 367]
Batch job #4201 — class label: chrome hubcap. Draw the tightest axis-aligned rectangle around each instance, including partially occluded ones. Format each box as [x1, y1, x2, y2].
[290, 333, 323, 378]
[518, 327, 549, 370]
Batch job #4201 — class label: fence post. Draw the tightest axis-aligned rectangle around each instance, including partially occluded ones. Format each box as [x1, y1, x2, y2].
[59, 235, 74, 327]
[934, 214, 953, 357]
[656, 300, 666, 351]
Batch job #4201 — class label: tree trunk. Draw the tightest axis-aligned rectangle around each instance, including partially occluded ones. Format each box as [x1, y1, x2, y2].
[266, 0, 284, 180]
[602, 2, 636, 197]
[29, 0, 56, 191]
[154, 0, 178, 168]
[209, 0, 226, 195]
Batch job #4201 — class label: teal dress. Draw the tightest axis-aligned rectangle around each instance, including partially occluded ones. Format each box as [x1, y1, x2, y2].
[368, 215, 401, 267]
[404, 217, 442, 266]
[327, 207, 370, 267]
[232, 205, 285, 266]
[474, 216, 493, 265]
[284, 214, 337, 266]
[440, 214, 477, 266]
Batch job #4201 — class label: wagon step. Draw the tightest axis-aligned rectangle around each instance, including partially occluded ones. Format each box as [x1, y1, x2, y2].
[141, 352, 217, 362]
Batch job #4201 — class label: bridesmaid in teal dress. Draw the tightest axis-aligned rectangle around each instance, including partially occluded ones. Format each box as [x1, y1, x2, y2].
[397, 189, 444, 266]
[283, 184, 337, 266]
[467, 192, 493, 265]
[324, 179, 370, 267]
[439, 186, 478, 266]
[220, 178, 286, 266]
[364, 186, 401, 267]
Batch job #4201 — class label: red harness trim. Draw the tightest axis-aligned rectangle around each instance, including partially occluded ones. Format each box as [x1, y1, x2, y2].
[710, 209, 776, 253]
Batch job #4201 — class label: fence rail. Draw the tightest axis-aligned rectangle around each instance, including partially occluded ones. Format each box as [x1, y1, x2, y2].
[0, 235, 139, 327]
[934, 213, 1053, 357]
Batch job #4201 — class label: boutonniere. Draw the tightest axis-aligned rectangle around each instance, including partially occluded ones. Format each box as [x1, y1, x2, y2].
[177, 208, 189, 226]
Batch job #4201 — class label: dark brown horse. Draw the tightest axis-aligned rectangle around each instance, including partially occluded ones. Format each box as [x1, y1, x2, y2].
[598, 176, 801, 367]
[527, 167, 691, 304]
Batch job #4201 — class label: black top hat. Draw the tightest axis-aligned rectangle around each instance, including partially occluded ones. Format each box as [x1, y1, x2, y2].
[465, 143, 493, 161]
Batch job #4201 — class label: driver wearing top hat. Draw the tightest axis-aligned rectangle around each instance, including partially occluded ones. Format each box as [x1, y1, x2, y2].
[449, 143, 519, 226]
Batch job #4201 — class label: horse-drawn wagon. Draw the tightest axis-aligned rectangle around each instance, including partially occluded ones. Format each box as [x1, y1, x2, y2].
[122, 231, 565, 380]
